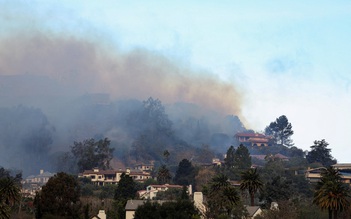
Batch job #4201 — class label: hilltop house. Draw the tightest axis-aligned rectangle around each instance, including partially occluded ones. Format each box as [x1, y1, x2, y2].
[235, 132, 272, 147]
[21, 169, 55, 197]
[251, 153, 290, 162]
[80, 167, 151, 185]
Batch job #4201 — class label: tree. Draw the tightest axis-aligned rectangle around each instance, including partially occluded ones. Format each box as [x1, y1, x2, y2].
[129, 97, 174, 162]
[163, 150, 170, 163]
[206, 174, 242, 217]
[265, 115, 294, 146]
[174, 159, 196, 186]
[306, 139, 336, 167]
[35, 172, 81, 218]
[240, 168, 263, 206]
[71, 138, 114, 172]
[134, 201, 161, 219]
[313, 167, 350, 219]
[0, 177, 21, 219]
[157, 165, 172, 184]
[195, 167, 216, 191]
[262, 175, 294, 205]
[134, 200, 200, 219]
[234, 144, 252, 169]
[224, 146, 235, 169]
[114, 173, 137, 201]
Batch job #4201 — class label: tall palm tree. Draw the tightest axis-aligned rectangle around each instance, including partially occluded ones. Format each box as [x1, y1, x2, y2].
[208, 174, 240, 217]
[0, 177, 21, 219]
[240, 168, 263, 206]
[313, 167, 350, 219]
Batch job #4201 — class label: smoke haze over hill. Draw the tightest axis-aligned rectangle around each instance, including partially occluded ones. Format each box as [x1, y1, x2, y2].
[0, 31, 245, 175]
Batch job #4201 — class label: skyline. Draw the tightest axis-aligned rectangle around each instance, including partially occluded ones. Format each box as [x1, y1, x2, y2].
[1, 1, 351, 162]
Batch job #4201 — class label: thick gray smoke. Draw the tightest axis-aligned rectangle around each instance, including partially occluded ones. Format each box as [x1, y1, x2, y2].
[0, 31, 244, 175]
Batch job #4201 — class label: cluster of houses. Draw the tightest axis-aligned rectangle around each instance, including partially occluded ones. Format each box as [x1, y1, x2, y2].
[19, 132, 351, 218]
[21, 169, 55, 197]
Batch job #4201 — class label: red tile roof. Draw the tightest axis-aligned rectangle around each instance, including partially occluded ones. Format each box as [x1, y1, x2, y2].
[235, 132, 267, 138]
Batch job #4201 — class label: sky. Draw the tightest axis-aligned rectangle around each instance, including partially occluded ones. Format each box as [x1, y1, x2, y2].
[1, 1, 351, 162]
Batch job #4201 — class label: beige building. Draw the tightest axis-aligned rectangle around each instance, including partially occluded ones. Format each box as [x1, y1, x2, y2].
[235, 132, 272, 147]
[138, 184, 192, 199]
[21, 169, 55, 197]
[305, 163, 351, 184]
[80, 167, 152, 185]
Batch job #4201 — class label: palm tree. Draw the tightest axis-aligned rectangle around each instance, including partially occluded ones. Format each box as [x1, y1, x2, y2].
[0, 177, 21, 219]
[240, 168, 263, 206]
[313, 167, 350, 219]
[207, 174, 240, 217]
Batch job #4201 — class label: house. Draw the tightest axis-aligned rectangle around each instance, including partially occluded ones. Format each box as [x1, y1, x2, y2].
[235, 132, 272, 147]
[305, 164, 351, 184]
[134, 163, 154, 172]
[125, 200, 170, 219]
[193, 192, 262, 219]
[80, 167, 152, 185]
[21, 169, 55, 197]
[138, 184, 192, 199]
[245, 206, 262, 218]
[91, 210, 106, 219]
[250, 153, 289, 162]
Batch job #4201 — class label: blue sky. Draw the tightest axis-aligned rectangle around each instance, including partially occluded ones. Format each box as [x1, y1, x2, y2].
[2, 0, 351, 161]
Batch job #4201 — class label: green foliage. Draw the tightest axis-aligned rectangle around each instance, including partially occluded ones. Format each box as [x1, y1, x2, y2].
[99, 184, 117, 199]
[313, 166, 351, 219]
[265, 115, 294, 146]
[35, 172, 81, 218]
[0, 176, 21, 219]
[71, 138, 114, 173]
[240, 168, 263, 206]
[234, 144, 252, 169]
[206, 174, 242, 217]
[224, 146, 235, 169]
[157, 165, 172, 184]
[134, 200, 200, 219]
[130, 97, 174, 162]
[154, 188, 183, 200]
[262, 175, 294, 204]
[114, 173, 137, 201]
[174, 159, 196, 186]
[306, 139, 336, 167]
[255, 200, 300, 219]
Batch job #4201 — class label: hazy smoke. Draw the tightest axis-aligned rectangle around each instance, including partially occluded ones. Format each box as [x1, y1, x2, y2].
[0, 29, 244, 175]
[0, 33, 242, 116]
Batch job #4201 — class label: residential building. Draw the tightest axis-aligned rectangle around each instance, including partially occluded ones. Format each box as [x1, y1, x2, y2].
[250, 153, 289, 161]
[134, 163, 154, 172]
[91, 210, 106, 219]
[125, 200, 170, 219]
[21, 169, 55, 197]
[245, 206, 263, 218]
[138, 184, 192, 199]
[305, 164, 351, 184]
[235, 132, 272, 147]
[80, 167, 151, 186]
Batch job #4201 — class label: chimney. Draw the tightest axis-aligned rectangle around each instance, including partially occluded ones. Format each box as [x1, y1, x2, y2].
[97, 210, 106, 219]
[40, 169, 44, 175]
[194, 192, 203, 205]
